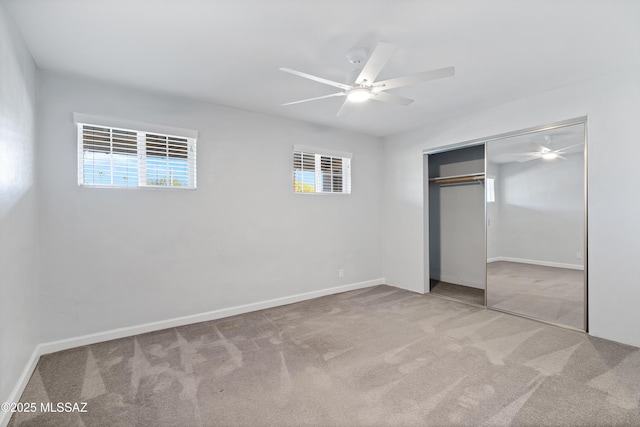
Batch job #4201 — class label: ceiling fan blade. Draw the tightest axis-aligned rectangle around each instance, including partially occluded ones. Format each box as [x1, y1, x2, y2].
[517, 155, 540, 163]
[371, 91, 414, 106]
[336, 99, 354, 117]
[282, 92, 345, 106]
[355, 42, 395, 85]
[513, 152, 544, 156]
[279, 68, 352, 90]
[557, 143, 584, 152]
[374, 66, 455, 91]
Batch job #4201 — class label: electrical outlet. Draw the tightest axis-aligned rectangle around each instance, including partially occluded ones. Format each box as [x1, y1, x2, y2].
[338, 269, 344, 278]
[576, 252, 582, 260]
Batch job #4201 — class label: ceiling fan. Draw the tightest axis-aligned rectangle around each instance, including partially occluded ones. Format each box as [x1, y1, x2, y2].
[279, 42, 455, 116]
[516, 136, 582, 162]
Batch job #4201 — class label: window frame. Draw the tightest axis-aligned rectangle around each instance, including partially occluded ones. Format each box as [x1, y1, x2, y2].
[292, 145, 352, 195]
[74, 113, 197, 190]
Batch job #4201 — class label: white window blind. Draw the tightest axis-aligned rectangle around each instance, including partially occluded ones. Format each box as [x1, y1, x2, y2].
[293, 148, 351, 194]
[76, 116, 197, 189]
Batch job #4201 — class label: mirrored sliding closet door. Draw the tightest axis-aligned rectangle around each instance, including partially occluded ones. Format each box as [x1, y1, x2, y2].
[485, 121, 587, 330]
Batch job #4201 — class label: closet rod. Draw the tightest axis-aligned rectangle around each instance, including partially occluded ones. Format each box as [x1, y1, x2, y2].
[429, 173, 485, 184]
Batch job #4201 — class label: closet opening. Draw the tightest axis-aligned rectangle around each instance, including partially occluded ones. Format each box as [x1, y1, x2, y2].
[426, 144, 486, 306]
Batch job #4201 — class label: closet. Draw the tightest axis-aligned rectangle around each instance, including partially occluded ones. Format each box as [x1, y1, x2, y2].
[424, 118, 587, 331]
[427, 145, 486, 306]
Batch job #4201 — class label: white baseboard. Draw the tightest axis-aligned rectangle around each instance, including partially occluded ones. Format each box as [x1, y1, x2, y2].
[431, 274, 485, 289]
[488, 256, 584, 270]
[0, 346, 41, 427]
[39, 278, 385, 355]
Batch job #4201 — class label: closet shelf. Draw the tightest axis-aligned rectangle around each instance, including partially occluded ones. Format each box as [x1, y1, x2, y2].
[429, 172, 485, 184]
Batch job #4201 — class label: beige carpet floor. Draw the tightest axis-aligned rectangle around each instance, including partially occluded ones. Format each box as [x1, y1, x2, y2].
[487, 261, 585, 330]
[429, 280, 485, 306]
[10, 285, 640, 426]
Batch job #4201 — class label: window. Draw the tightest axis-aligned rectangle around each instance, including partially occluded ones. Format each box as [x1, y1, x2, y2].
[486, 177, 495, 203]
[292, 145, 351, 194]
[75, 113, 197, 189]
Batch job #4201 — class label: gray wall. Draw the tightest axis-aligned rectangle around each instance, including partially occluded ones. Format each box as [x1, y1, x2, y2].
[0, 1, 39, 414]
[488, 152, 584, 268]
[37, 72, 384, 343]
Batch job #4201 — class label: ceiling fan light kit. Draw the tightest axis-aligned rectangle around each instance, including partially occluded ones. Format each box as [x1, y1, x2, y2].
[346, 87, 371, 102]
[280, 42, 455, 115]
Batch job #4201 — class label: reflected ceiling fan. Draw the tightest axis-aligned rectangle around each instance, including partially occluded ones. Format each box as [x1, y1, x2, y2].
[279, 42, 455, 116]
[516, 136, 582, 162]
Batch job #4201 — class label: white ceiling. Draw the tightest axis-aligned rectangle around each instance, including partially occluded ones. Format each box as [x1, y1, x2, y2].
[5, 0, 640, 137]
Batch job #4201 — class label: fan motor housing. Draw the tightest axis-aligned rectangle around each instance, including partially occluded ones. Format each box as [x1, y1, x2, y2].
[346, 48, 367, 66]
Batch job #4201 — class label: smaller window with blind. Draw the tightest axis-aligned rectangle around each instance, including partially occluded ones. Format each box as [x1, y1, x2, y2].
[75, 113, 197, 189]
[292, 145, 351, 194]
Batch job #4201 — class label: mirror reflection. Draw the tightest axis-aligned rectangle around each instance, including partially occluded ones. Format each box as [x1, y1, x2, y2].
[486, 123, 586, 330]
